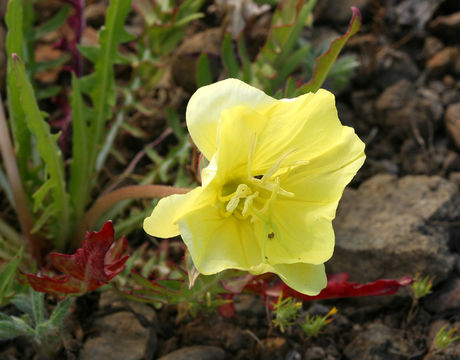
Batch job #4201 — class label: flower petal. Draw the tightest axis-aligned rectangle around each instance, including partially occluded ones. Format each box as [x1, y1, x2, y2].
[186, 79, 275, 160]
[178, 204, 264, 274]
[272, 263, 326, 295]
[267, 201, 336, 265]
[280, 125, 365, 203]
[252, 89, 347, 173]
[263, 127, 364, 265]
[143, 186, 212, 238]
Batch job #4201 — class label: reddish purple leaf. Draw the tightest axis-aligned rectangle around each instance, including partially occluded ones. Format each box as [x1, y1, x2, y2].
[26, 221, 129, 295]
[266, 273, 413, 301]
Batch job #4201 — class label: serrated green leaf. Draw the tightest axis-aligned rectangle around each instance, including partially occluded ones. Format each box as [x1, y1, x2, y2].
[0, 247, 23, 304]
[32, 179, 53, 212]
[79, 73, 98, 94]
[31, 204, 56, 234]
[196, 53, 213, 88]
[36, 85, 62, 100]
[222, 34, 240, 78]
[6, 0, 31, 179]
[12, 56, 70, 248]
[34, 5, 70, 40]
[35, 54, 71, 73]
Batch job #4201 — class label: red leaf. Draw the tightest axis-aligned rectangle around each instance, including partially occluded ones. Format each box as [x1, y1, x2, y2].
[266, 273, 414, 302]
[26, 221, 129, 295]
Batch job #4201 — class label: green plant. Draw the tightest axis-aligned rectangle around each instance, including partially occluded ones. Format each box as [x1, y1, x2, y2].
[272, 293, 302, 333]
[407, 273, 434, 324]
[300, 306, 337, 337]
[0, 0, 185, 271]
[0, 290, 73, 358]
[198, 0, 361, 97]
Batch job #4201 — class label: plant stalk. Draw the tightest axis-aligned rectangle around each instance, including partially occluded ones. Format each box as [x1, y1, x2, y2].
[73, 184, 190, 248]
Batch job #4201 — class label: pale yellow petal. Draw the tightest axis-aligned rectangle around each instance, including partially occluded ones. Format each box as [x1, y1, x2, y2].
[143, 186, 212, 238]
[281, 126, 365, 203]
[252, 89, 346, 173]
[178, 205, 264, 274]
[261, 127, 364, 265]
[186, 79, 275, 160]
[272, 263, 327, 295]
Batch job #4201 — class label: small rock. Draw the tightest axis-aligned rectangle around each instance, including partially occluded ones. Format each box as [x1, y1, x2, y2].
[304, 346, 326, 360]
[233, 293, 265, 317]
[157, 346, 226, 360]
[376, 79, 414, 115]
[344, 323, 410, 360]
[430, 12, 460, 37]
[427, 47, 460, 77]
[329, 175, 457, 284]
[257, 337, 288, 360]
[79, 311, 154, 360]
[390, 0, 443, 35]
[445, 103, 460, 149]
[424, 277, 460, 313]
[422, 37, 444, 60]
[372, 47, 419, 89]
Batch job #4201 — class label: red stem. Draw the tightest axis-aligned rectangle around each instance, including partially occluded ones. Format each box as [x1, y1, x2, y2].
[73, 184, 190, 248]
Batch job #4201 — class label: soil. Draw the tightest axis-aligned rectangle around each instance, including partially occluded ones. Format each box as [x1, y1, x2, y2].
[1, 0, 460, 359]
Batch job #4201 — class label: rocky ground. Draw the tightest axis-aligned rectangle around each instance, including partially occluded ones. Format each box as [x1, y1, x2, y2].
[2, 0, 460, 359]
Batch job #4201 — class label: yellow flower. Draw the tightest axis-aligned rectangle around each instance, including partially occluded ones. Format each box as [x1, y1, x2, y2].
[144, 79, 365, 295]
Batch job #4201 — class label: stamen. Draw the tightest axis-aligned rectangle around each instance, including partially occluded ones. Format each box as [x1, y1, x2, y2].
[242, 191, 259, 217]
[262, 148, 298, 182]
[225, 184, 252, 213]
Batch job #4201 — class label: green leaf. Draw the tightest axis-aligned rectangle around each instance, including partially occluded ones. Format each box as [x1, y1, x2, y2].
[34, 54, 71, 73]
[284, 76, 297, 97]
[6, 0, 31, 179]
[166, 107, 185, 139]
[47, 297, 73, 329]
[12, 55, 70, 248]
[196, 53, 213, 88]
[0, 247, 23, 304]
[88, 0, 133, 176]
[69, 74, 89, 221]
[272, 0, 317, 69]
[237, 36, 252, 83]
[31, 290, 45, 325]
[221, 34, 240, 78]
[271, 43, 311, 90]
[295, 7, 362, 95]
[36, 85, 62, 100]
[11, 293, 33, 319]
[34, 5, 70, 40]
[0, 316, 34, 340]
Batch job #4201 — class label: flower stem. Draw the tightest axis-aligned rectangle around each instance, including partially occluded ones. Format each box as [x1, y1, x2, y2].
[73, 185, 190, 249]
[0, 92, 42, 263]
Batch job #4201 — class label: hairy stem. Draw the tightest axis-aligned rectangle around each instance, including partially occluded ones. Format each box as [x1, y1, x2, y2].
[0, 92, 41, 262]
[73, 185, 190, 248]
